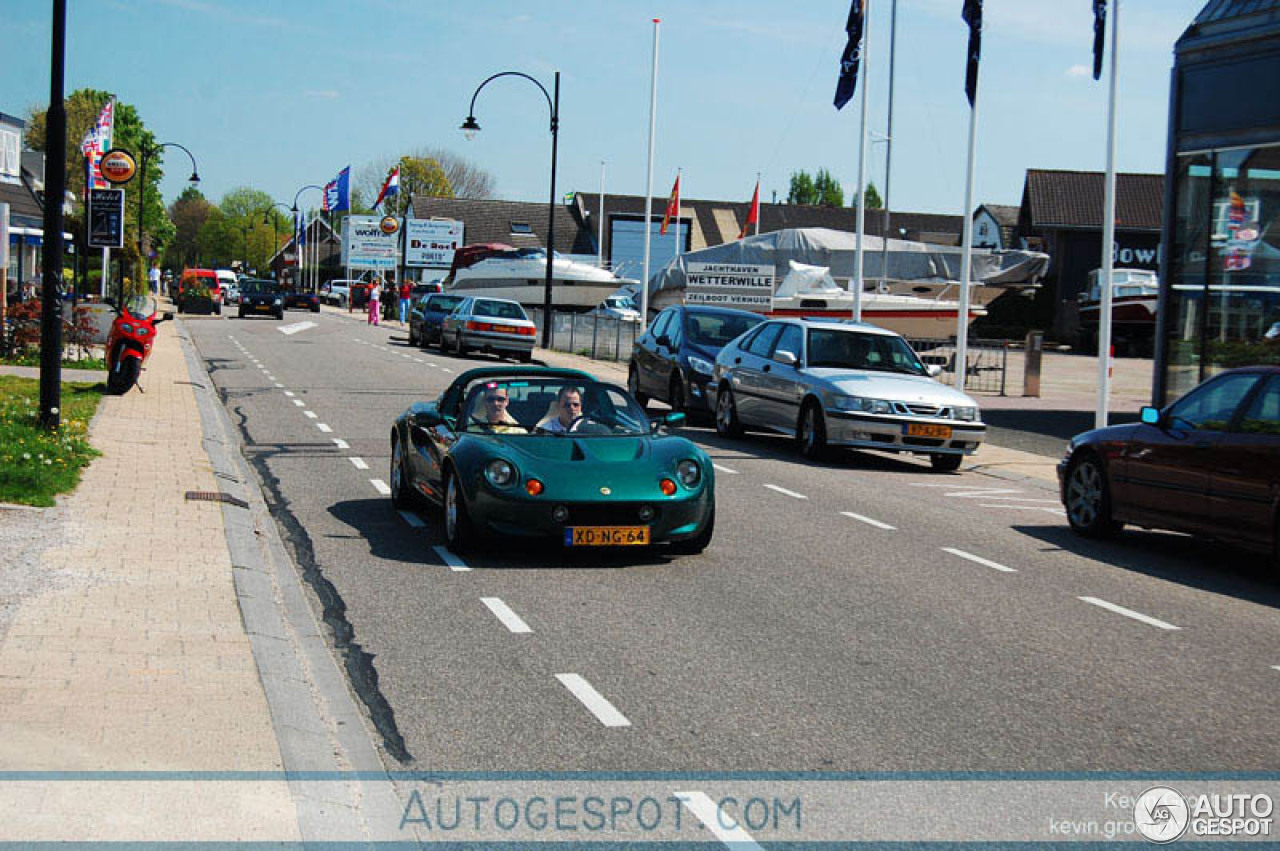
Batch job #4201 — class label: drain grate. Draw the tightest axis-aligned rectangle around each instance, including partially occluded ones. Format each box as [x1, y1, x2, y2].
[185, 490, 249, 509]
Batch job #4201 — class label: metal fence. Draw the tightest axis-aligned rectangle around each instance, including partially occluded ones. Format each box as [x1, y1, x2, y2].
[906, 337, 1011, 395]
[527, 308, 640, 362]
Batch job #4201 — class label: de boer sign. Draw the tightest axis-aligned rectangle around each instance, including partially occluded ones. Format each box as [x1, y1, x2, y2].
[404, 219, 464, 269]
[88, 188, 125, 249]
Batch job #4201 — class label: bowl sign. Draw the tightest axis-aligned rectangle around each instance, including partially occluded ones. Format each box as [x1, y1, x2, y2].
[379, 216, 400, 235]
[100, 149, 137, 184]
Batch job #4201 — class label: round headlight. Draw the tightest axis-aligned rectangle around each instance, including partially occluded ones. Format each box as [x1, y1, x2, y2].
[484, 459, 516, 487]
[136, 326, 151, 337]
[120, 323, 134, 334]
[676, 459, 701, 487]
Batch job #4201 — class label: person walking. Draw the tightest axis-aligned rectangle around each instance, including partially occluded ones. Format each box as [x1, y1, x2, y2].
[367, 277, 381, 325]
[398, 278, 412, 325]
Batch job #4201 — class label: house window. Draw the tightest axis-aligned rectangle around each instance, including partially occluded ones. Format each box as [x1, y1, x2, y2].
[0, 127, 20, 180]
[510, 222, 534, 235]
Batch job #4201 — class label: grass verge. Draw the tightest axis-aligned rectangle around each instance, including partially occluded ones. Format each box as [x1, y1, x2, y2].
[0, 376, 103, 507]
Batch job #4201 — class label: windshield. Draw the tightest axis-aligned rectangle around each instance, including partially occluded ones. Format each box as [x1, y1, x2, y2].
[474, 300, 528, 320]
[427, 295, 464, 313]
[687, 312, 764, 347]
[807, 329, 927, 375]
[604, 296, 636, 311]
[123, 295, 155, 318]
[459, 378, 650, 437]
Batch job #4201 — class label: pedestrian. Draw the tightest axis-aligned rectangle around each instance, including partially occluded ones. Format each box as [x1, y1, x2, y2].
[398, 277, 411, 324]
[148, 265, 161, 294]
[367, 277, 381, 325]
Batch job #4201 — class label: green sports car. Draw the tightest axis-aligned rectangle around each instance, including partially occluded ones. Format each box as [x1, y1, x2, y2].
[389, 366, 716, 555]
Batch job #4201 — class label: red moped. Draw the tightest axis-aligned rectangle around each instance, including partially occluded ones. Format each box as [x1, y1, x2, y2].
[106, 296, 172, 395]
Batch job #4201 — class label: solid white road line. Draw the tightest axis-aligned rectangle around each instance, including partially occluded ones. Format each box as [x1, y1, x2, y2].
[432, 545, 471, 572]
[942, 547, 1016, 573]
[764, 483, 807, 500]
[1078, 596, 1181, 631]
[980, 504, 1063, 514]
[304, 411, 318, 419]
[370, 479, 391, 495]
[332, 438, 350, 449]
[673, 791, 764, 850]
[397, 510, 425, 528]
[349, 457, 369, 470]
[712, 463, 739, 475]
[481, 597, 532, 634]
[316, 423, 333, 433]
[292, 399, 305, 407]
[841, 511, 896, 531]
[554, 674, 630, 728]
[945, 488, 1023, 498]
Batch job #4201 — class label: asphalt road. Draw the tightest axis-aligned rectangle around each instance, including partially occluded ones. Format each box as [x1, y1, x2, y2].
[188, 311, 1280, 773]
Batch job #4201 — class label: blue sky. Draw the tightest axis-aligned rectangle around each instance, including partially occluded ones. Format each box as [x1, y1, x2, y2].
[2, 0, 1205, 215]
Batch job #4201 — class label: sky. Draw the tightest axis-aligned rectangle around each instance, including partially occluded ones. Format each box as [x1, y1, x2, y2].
[1, 0, 1207, 217]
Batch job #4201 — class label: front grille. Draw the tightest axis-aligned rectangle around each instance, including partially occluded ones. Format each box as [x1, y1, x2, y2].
[903, 436, 946, 447]
[893, 402, 950, 418]
[562, 503, 658, 525]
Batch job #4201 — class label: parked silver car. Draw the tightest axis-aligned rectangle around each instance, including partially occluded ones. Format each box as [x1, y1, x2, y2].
[438, 296, 537, 362]
[712, 318, 986, 470]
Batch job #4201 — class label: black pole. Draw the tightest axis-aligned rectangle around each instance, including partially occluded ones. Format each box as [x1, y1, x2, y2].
[542, 71, 559, 349]
[39, 0, 67, 431]
[137, 146, 148, 281]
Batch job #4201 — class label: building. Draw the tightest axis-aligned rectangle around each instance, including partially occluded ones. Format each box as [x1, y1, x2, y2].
[1, 112, 45, 298]
[270, 216, 340, 286]
[1156, 0, 1280, 404]
[972, 204, 1020, 250]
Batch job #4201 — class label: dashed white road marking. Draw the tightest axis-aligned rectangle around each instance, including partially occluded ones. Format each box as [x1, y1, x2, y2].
[412, 358, 424, 363]
[712, 463, 739, 475]
[397, 510, 425, 528]
[674, 791, 764, 850]
[481, 597, 532, 634]
[440, 367, 453, 373]
[284, 391, 295, 397]
[764, 483, 807, 500]
[292, 399, 305, 407]
[1079, 597, 1180, 631]
[943, 547, 1016, 573]
[273, 382, 283, 388]
[349, 457, 369, 470]
[304, 410, 318, 419]
[432, 545, 471, 572]
[944, 488, 1023, 498]
[316, 423, 333, 433]
[841, 511, 896, 531]
[555, 674, 630, 728]
[332, 438, 350, 450]
[370, 478, 391, 495]
[279, 320, 317, 336]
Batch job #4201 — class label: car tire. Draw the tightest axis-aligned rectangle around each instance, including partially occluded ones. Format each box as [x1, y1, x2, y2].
[669, 374, 686, 413]
[518, 351, 533, 363]
[453, 333, 468, 357]
[715, 386, 744, 438]
[311, 304, 320, 313]
[670, 506, 715, 555]
[275, 310, 284, 320]
[444, 471, 475, 554]
[628, 365, 649, 405]
[390, 434, 413, 509]
[798, 400, 828, 460]
[1064, 452, 1122, 538]
[407, 325, 418, 347]
[930, 453, 963, 472]
[237, 309, 245, 319]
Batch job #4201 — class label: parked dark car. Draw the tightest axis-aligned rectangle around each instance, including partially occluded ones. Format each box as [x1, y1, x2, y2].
[628, 305, 765, 415]
[1059, 366, 1280, 565]
[408, 293, 465, 348]
[281, 287, 320, 312]
[236, 279, 283, 320]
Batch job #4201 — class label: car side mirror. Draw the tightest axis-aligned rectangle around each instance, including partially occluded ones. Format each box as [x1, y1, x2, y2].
[1140, 406, 1161, 426]
[411, 408, 444, 430]
[773, 349, 798, 367]
[656, 334, 672, 349]
[927, 364, 943, 377]
[649, 412, 685, 433]
[156, 312, 174, 323]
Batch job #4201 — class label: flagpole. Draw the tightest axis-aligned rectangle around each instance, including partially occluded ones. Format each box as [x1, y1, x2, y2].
[853, 0, 872, 322]
[955, 94, 979, 394]
[598, 160, 605, 268]
[880, 0, 898, 288]
[754, 171, 761, 236]
[675, 167, 682, 262]
[1096, 0, 1121, 430]
[640, 17, 660, 335]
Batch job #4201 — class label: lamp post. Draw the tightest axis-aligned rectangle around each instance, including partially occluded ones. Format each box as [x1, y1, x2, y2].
[137, 141, 199, 286]
[260, 202, 292, 280]
[462, 70, 560, 348]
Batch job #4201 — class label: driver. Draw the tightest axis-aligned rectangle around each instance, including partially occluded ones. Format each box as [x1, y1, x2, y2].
[470, 383, 527, 434]
[536, 386, 583, 434]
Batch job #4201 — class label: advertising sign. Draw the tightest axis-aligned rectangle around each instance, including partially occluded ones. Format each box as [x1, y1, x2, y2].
[684, 261, 775, 312]
[342, 215, 398, 270]
[88, 188, 125, 248]
[404, 219, 464, 269]
[99, 148, 137, 184]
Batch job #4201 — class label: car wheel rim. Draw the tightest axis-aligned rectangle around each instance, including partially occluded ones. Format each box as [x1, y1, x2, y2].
[717, 393, 730, 430]
[1067, 462, 1101, 527]
[803, 408, 815, 451]
[446, 478, 458, 538]
[391, 441, 402, 496]
[628, 370, 639, 396]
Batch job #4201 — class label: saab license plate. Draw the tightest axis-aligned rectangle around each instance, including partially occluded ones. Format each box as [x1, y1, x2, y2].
[905, 423, 952, 439]
[565, 526, 650, 547]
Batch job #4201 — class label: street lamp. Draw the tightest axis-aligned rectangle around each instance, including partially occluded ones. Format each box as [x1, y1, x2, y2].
[137, 141, 199, 283]
[260, 202, 292, 279]
[462, 70, 560, 348]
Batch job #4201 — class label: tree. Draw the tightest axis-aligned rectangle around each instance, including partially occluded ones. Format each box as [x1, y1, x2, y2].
[356, 153, 458, 219]
[787, 170, 817, 205]
[814, 168, 844, 207]
[422, 148, 495, 199]
[862, 181, 883, 210]
[164, 186, 213, 270]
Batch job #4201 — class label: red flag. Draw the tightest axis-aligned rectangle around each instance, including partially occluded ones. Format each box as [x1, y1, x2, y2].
[660, 174, 680, 235]
[738, 180, 760, 239]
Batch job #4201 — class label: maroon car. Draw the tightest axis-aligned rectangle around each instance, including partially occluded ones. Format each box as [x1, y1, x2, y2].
[1059, 366, 1280, 564]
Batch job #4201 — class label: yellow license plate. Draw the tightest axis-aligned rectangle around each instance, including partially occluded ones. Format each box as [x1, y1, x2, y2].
[566, 526, 650, 546]
[905, 423, 952, 439]
[493, 325, 518, 333]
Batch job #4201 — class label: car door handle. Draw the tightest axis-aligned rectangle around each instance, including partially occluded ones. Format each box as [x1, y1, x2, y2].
[734, 357, 742, 364]
[762, 365, 771, 373]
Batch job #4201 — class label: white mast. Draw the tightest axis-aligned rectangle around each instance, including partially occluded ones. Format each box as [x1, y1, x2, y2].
[598, 161, 605, 268]
[1096, 0, 1121, 429]
[852, 0, 872, 322]
[640, 17, 661, 334]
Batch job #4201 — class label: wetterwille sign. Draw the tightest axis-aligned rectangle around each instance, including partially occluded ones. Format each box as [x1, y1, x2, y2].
[684, 261, 774, 312]
[87, 188, 125, 248]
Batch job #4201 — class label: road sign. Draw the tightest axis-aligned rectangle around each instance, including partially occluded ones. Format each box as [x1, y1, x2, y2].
[88, 188, 124, 248]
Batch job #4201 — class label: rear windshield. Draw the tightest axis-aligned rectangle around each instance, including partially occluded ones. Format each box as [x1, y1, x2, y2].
[240, 280, 273, 294]
[474, 300, 528, 320]
[427, 295, 464, 313]
[687, 312, 764, 347]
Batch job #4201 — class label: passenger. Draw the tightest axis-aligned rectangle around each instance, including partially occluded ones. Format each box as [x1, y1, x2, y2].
[471, 384, 527, 433]
[535, 387, 583, 434]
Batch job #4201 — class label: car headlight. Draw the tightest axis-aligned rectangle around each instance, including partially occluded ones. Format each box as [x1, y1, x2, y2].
[953, 406, 979, 421]
[120, 323, 134, 334]
[832, 394, 892, 414]
[686, 355, 715, 376]
[484, 459, 517, 488]
[676, 459, 701, 487]
[273, 298, 283, 305]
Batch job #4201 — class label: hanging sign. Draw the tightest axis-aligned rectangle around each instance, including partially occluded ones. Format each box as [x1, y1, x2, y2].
[88, 188, 125, 248]
[99, 148, 137, 184]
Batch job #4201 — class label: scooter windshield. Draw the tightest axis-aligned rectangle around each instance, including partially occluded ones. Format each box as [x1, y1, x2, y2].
[123, 295, 156, 319]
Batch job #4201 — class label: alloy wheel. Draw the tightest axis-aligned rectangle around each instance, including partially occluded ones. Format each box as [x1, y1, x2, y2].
[1066, 460, 1102, 528]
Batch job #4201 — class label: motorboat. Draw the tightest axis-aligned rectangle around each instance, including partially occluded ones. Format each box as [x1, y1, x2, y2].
[1076, 268, 1159, 353]
[447, 246, 638, 310]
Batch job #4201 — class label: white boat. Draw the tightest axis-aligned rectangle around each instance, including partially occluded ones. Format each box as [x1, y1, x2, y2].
[447, 247, 637, 310]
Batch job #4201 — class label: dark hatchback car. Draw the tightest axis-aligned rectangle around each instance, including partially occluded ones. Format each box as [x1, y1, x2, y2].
[628, 305, 764, 414]
[1059, 366, 1280, 564]
[408, 293, 465, 348]
[281, 287, 320, 312]
[236, 279, 283, 319]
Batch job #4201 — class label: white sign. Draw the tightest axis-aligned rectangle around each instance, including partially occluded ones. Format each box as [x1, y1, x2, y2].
[404, 219, 464, 269]
[685, 261, 775, 312]
[342, 215, 399, 270]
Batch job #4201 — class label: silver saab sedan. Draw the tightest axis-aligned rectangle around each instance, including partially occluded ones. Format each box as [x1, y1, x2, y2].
[712, 317, 986, 471]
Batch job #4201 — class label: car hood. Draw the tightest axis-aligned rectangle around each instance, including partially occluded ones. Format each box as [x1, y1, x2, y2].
[501, 435, 652, 464]
[808, 368, 978, 406]
[1071, 422, 1141, 447]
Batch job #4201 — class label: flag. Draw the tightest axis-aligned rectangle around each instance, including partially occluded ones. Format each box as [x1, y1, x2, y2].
[962, 0, 983, 107]
[79, 97, 115, 190]
[1092, 1, 1107, 80]
[738, 180, 760, 240]
[374, 165, 400, 209]
[324, 166, 351, 213]
[833, 0, 866, 111]
[660, 173, 680, 236]
[296, 211, 306, 247]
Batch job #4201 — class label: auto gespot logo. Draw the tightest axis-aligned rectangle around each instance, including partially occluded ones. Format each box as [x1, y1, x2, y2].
[100, 149, 137, 184]
[379, 216, 400, 235]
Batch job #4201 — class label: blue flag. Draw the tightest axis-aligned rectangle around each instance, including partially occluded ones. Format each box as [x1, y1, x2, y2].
[962, 0, 982, 107]
[833, 0, 865, 111]
[1092, 0, 1107, 80]
[324, 166, 350, 213]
